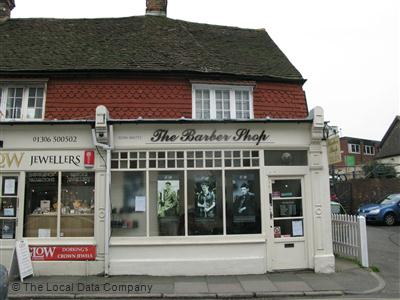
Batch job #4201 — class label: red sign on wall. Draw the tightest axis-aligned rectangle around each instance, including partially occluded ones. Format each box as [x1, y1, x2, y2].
[29, 245, 96, 261]
[84, 150, 95, 168]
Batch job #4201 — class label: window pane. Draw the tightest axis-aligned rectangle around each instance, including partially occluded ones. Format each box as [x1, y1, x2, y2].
[274, 219, 303, 238]
[29, 89, 36, 97]
[0, 220, 15, 239]
[61, 172, 95, 237]
[24, 172, 58, 237]
[272, 179, 301, 198]
[26, 108, 35, 119]
[195, 99, 202, 110]
[235, 91, 241, 100]
[264, 150, 308, 166]
[0, 197, 17, 217]
[195, 90, 202, 100]
[15, 88, 23, 98]
[273, 199, 302, 218]
[223, 90, 229, 99]
[215, 90, 222, 100]
[188, 170, 223, 235]
[203, 90, 210, 100]
[149, 171, 185, 236]
[243, 91, 249, 100]
[28, 98, 35, 107]
[37, 88, 44, 97]
[216, 111, 223, 119]
[111, 172, 146, 237]
[226, 170, 261, 234]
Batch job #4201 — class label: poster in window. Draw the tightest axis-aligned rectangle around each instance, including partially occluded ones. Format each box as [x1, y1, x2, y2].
[292, 220, 304, 236]
[274, 226, 281, 238]
[157, 180, 179, 217]
[1, 220, 15, 239]
[194, 176, 216, 219]
[4, 178, 17, 195]
[232, 175, 256, 223]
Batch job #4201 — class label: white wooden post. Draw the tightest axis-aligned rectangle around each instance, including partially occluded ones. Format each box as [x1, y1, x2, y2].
[357, 216, 369, 267]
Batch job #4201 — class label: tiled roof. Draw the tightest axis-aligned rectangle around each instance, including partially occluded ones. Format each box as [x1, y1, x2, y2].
[0, 16, 303, 81]
[376, 116, 400, 158]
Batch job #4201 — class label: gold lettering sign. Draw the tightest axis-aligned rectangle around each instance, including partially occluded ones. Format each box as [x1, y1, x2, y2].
[0, 152, 24, 169]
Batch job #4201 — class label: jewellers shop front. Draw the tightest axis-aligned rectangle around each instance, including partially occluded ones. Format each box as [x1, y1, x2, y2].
[0, 123, 106, 275]
[107, 109, 335, 275]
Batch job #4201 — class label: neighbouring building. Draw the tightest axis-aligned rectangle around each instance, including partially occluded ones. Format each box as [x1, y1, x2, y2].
[0, 0, 335, 276]
[332, 137, 380, 179]
[375, 116, 400, 176]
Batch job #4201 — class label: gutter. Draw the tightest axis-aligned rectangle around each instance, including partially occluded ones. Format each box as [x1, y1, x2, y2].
[0, 118, 313, 126]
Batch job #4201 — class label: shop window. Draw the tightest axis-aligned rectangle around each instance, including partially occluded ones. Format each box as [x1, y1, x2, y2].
[60, 172, 95, 237]
[271, 179, 304, 238]
[24, 172, 95, 238]
[149, 171, 185, 236]
[192, 84, 253, 120]
[0, 85, 45, 120]
[0, 176, 18, 239]
[24, 172, 58, 237]
[225, 170, 261, 234]
[264, 150, 308, 166]
[187, 170, 223, 235]
[111, 172, 146, 237]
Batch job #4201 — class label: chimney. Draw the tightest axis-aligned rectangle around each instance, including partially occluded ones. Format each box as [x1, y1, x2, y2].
[146, 0, 167, 17]
[0, 0, 15, 23]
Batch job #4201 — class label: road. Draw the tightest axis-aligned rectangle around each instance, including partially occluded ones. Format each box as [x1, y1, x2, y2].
[366, 224, 400, 298]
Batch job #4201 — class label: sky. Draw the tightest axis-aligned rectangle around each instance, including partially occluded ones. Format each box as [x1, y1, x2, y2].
[11, 0, 400, 141]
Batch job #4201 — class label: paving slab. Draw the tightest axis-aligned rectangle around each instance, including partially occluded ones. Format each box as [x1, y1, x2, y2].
[206, 276, 244, 293]
[174, 278, 208, 294]
[237, 274, 278, 292]
[267, 272, 313, 292]
[296, 272, 343, 291]
[330, 268, 379, 293]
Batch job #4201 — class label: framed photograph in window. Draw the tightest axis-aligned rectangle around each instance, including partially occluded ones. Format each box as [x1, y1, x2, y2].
[194, 176, 217, 219]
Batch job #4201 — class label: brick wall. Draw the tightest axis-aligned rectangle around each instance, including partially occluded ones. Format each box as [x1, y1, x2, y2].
[44, 77, 308, 120]
[333, 178, 400, 213]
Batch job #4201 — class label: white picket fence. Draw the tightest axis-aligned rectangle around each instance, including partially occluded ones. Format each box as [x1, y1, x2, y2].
[331, 214, 369, 267]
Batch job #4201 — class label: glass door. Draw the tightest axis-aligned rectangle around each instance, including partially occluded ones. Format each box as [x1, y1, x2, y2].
[269, 178, 307, 270]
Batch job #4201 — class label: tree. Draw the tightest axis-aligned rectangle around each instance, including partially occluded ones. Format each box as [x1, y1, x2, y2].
[363, 162, 397, 178]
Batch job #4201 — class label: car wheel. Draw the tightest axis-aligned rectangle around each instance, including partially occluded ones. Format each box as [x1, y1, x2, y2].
[383, 213, 396, 226]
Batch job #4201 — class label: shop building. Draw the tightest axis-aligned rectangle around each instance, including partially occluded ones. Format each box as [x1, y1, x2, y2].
[0, 0, 334, 275]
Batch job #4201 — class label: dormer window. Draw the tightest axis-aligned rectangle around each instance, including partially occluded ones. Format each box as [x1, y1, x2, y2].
[0, 83, 46, 120]
[192, 84, 253, 120]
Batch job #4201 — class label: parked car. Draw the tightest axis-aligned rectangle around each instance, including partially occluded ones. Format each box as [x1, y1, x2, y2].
[357, 193, 400, 226]
[331, 201, 347, 214]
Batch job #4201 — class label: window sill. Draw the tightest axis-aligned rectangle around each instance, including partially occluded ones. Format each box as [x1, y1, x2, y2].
[110, 235, 266, 246]
[24, 237, 96, 245]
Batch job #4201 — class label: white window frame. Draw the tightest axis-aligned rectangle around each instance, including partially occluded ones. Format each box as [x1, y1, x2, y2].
[364, 145, 375, 155]
[348, 143, 360, 154]
[192, 84, 254, 120]
[0, 81, 47, 121]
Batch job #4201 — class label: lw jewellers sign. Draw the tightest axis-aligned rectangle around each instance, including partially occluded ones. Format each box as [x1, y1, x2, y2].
[30, 245, 96, 261]
[0, 150, 95, 170]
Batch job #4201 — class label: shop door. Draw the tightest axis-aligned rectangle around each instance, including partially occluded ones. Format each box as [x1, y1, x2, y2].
[0, 174, 19, 240]
[269, 178, 308, 270]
